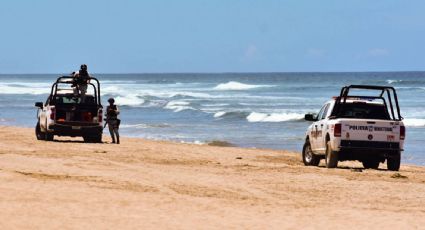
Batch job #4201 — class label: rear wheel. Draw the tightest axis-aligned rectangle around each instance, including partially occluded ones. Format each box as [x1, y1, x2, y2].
[84, 134, 102, 143]
[362, 159, 380, 169]
[45, 132, 54, 141]
[387, 151, 401, 171]
[93, 133, 102, 143]
[35, 122, 45, 140]
[325, 141, 338, 168]
[302, 140, 320, 166]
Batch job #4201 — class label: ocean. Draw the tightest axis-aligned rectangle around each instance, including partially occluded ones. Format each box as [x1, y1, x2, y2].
[0, 72, 424, 165]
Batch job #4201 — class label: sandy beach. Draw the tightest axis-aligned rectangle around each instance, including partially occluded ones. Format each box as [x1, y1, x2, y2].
[0, 126, 424, 229]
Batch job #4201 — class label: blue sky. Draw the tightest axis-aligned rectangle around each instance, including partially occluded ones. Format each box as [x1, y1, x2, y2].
[0, 0, 424, 73]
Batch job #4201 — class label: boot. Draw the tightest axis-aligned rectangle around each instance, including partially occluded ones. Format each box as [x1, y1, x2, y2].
[116, 136, 120, 144]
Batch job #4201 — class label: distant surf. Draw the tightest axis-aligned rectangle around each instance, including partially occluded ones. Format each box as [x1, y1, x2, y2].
[214, 81, 274, 91]
[247, 112, 305, 122]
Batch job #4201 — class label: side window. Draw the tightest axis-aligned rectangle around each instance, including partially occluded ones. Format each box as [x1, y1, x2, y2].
[321, 104, 330, 120]
[316, 105, 326, 120]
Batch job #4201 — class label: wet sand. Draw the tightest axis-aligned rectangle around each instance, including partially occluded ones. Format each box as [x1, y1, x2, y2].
[0, 126, 424, 229]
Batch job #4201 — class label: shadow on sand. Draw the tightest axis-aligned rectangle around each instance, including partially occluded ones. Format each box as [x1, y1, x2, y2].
[317, 165, 388, 171]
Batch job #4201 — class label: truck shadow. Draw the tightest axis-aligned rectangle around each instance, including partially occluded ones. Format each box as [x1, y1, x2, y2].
[317, 165, 388, 171]
[52, 139, 86, 143]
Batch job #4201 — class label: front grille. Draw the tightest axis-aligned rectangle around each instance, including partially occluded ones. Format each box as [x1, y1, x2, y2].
[340, 140, 400, 149]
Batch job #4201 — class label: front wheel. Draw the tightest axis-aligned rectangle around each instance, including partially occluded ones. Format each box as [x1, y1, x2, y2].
[35, 122, 45, 140]
[302, 140, 320, 166]
[325, 141, 338, 168]
[387, 151, 401, 171]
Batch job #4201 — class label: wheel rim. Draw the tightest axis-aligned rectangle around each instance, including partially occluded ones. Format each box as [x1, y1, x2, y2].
[304, 144, 313, 162]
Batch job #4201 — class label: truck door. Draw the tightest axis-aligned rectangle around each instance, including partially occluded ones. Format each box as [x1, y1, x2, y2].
[311, 104, 327, 152]
[315, 103, 330, 154]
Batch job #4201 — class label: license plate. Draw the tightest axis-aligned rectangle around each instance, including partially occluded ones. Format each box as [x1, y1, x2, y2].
[72, 126, 81, 130]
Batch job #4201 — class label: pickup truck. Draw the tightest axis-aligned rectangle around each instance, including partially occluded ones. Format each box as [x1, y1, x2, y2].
[302, 85, 405, 171]
[35, 76, 103, 143]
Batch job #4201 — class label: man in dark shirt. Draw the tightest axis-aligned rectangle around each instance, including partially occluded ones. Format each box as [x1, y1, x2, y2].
[73, 64, 91, 102]
[105, 98, 120, 144]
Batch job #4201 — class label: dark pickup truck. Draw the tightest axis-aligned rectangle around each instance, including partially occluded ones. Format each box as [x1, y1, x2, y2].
[35, 76, 104, 142]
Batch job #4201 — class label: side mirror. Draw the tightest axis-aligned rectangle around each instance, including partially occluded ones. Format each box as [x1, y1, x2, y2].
[35, 102, 43, 108]
[305, 114, 317, 121]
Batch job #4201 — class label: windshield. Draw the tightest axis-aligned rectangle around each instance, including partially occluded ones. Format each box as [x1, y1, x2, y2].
[335, 102, 390, 120]
[51, 95, 96, 105]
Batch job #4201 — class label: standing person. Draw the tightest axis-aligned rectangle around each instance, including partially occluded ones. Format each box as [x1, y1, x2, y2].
[105, 98, 120, 144]
[73, 64, 91, 102]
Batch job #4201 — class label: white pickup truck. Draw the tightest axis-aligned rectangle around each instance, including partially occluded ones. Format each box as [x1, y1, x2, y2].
[35, 76, 104, 143]
[302, 85, 405, 171]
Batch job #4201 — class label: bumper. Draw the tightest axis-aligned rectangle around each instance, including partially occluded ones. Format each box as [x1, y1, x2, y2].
[49, 124, 103, 137]
[337, 140, 402, 160]
[339, 140, 402, 151]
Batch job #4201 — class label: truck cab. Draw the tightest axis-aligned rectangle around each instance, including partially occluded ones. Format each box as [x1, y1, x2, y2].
[35, 76, 104, 143]
[302, 85, 405, 171]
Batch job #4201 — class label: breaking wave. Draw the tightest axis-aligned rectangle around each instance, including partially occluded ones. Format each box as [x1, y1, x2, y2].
[246, 112, 305, 122]
[213, 111, 250, 119]
[0, 82, 51, 95]
[386, 79, 403, 84]
[114, 94, 146, 106]
[214, 81, 274, 91]
[403, 118, 425, 127]
[164, 100, 195, 112]
[120, 123, 171, 129]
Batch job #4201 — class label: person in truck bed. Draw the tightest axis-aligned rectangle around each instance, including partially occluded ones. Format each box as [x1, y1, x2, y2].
[72, 64, 91, 103]
[105, 98, 120, 144]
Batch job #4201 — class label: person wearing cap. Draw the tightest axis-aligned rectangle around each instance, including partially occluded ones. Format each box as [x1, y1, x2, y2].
[105, 98, 120, 144]
[73, 64, 91, 102]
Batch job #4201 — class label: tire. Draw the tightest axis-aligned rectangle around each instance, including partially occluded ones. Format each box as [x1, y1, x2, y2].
[387, 151, 401, 171]
[35, 122, 45, 140]
[325, 141, 338, 168]
[84, 134, 102, 143]
[93, 133, 102, 143]
[302, 140, 320, 166]
[45, 132, 54, 141]
[362, 159, 380, 169]
[83, 136, 92, 143]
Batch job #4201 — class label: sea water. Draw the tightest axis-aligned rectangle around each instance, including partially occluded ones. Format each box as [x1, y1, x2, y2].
[0, 72, 424, 165]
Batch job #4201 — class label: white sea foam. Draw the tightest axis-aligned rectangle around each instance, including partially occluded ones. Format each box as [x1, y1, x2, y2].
[386, 79, 402, 84]
[120, 123, 171, 129]
[214, 111, 227, 118]
[403, 118, 425, 127]
[114, 94, 145, 106]
[202, 103, 230, 107]
[0, 82, 51, 95]
[164, 100, 194, 112]
[246, 112, 305, 122]
[214, 81, 274, 91]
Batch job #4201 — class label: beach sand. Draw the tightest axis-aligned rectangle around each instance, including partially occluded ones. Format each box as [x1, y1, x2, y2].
[0, 126, 424, 229]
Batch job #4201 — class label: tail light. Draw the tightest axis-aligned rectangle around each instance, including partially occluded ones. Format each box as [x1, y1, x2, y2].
[400, 126, 405, 140]
[334, 124, 341, 137]
[50, 107, 56, 120]
[98, 109, 103, 124]
[82, 112, 92, 122]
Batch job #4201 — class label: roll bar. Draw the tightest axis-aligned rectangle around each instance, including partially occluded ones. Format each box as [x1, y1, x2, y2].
[49, 76, 102, 106]
[331, 85, 403, 121]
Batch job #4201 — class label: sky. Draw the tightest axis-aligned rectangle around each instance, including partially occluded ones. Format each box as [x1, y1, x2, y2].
[0, 0, 424, 73]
